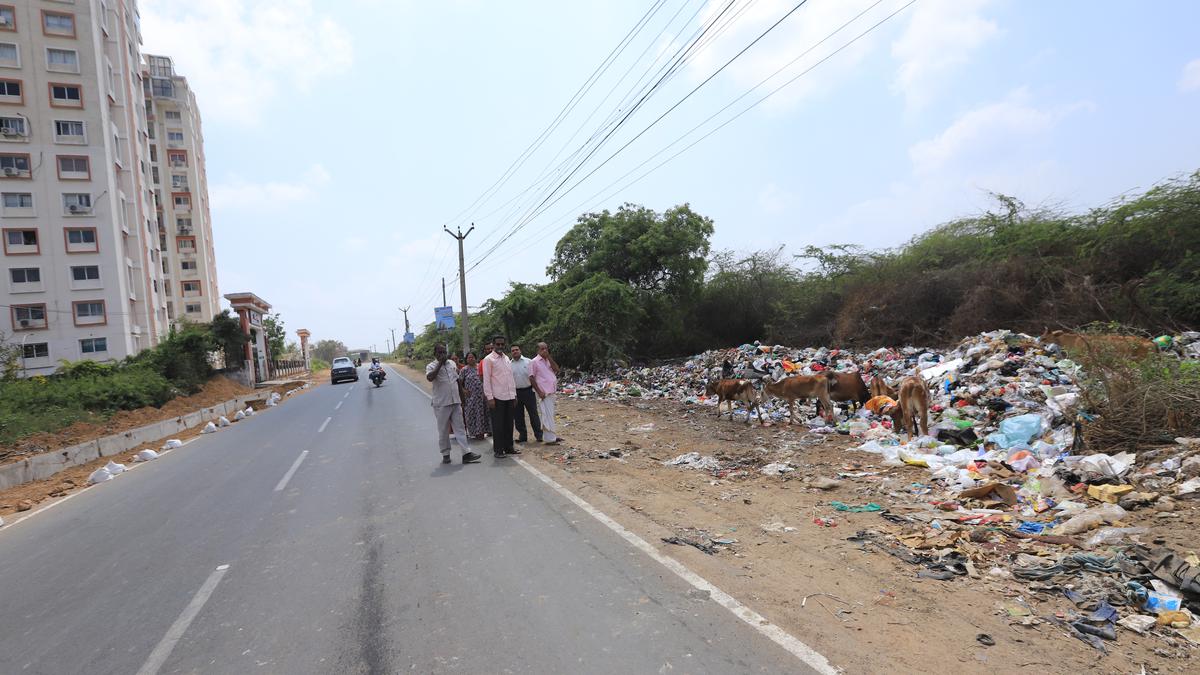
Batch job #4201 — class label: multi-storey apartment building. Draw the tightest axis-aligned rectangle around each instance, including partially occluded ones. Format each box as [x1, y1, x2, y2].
[143, 53, 219, 326]
[0, 1, 171, 376]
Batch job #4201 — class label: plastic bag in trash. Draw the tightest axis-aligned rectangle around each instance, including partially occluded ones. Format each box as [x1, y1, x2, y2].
[234, 410, 246, 421]
[162, 439, 183, 449]
[135, 449, 159, 462]
[1085, 526, 1149, 549]
[88, 467, 113, 484]
[201, 421, 218, 434]
[244, 407, 255, 417]
[104, 460, 126, 475]
[218, 416, 231, 427]
[1077, 452, 1135, 479]
[997, 414, 1045, 447]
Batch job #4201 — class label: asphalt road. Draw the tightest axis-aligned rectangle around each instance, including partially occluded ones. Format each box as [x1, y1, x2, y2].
[0, 366, 818, 674]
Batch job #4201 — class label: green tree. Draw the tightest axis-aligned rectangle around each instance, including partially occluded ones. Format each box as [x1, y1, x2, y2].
[262, 312, 287, 358]
[312, 339, 348, 363]
[0, 329, 22, 380]
[208, 310, 248, 368]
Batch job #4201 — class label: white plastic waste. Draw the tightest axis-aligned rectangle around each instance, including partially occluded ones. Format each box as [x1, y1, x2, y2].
[664, 452, 720, 471]
[88, 467, 113, 484]
[0, 515, 5, 528]
[104, 460, 126, 475]
[218, 416, 231, 427]
[134, 449, 159, 462]
[760, 462, 795, 476]
[234, 410, 246, 421]
[244, 407, 255, 417]
[162, 439, 183, 449]
[1077, 452, 1135, 479]
[201, 421, 218, 434]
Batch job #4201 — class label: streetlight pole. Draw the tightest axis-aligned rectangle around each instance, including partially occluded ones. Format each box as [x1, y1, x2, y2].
[444, 224, 474, 357]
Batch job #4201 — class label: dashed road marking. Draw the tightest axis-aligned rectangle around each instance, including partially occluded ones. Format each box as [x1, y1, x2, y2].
[136, 564, 230, 675]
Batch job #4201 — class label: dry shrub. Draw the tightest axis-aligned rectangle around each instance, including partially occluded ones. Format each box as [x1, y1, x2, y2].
[1078, 348, 1200, 452]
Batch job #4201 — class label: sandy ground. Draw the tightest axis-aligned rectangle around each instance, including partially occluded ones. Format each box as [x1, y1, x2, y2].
[507, 395, 1200, 675]
[0, 373, 323, 521]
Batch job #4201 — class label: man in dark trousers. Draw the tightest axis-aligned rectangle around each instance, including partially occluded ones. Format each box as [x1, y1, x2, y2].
[509, 344, 542, 443]
[482, 334, 518, 457]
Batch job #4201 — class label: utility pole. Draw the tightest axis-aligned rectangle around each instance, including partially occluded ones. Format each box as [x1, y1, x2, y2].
[389, 327, 396, 355]
[444, 224, 474, 356]
[441, 278, 447, 307]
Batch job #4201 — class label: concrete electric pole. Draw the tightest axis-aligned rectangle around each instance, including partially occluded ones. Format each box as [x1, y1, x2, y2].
[444, 224, 474, 357]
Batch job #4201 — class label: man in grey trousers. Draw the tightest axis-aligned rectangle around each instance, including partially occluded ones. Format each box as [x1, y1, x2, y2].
[426, 343, 481, 465]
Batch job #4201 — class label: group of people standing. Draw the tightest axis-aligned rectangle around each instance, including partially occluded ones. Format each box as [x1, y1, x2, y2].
[425, 335, 562, 464]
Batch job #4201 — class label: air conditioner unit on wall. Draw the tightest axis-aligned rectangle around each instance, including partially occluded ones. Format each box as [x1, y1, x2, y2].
[68, 204, 81, 213]
[3, 167, 19, 176]
[0, 127, 19, 136]
[19, 319, 29, 327]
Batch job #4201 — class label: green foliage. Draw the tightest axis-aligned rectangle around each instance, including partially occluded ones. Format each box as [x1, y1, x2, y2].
[0, 329, 22, 380]
[311, 358, 330, 371]
[312, 339, 348, 363]
[262, 312, 287, 358]
[210, 310, 248, 367]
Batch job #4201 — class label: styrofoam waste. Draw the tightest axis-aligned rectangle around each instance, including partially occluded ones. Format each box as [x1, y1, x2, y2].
[664, 452, 720, 471]
[234, 410, 246, 421]
[218, 416, 231, 427]
[162, 439, 183, 449]
[760, 462, 795, 476]
[134, 449, 159, 462]
[88, 467, 113, 484]
[104, 460, 126, 475]
[201, 421, 218, 434]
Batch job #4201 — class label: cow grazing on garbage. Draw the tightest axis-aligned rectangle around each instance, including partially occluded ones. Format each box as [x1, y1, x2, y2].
[816, 371, 871, 417]
[763, 375, 835, 425]
[705, 379, 765, 426]
[869, 375, 897, 400]
[893, 376, 929, 439]
[1040, 329, 1155, 361]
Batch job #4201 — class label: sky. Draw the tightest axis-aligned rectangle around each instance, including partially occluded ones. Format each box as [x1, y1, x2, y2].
[140, 0, 1200, 352]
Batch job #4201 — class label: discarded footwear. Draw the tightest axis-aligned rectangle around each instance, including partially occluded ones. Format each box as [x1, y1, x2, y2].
[462, 452, 481, 464]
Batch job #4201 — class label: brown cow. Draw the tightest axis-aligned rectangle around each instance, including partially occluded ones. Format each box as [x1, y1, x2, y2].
[816, 371, 870, 418]
[891, 376, 929, 439]
[869, 375, 897, 400]
[763, 375, 835, 425]
[1040, 329, 1155, 361]
[704, 379, 765, 425]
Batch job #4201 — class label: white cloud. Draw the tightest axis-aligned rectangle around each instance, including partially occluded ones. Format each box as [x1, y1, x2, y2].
[908, 89, 1092, 174]
[891, 0, 998, 109]
[684, 0, 894, 112]
[140, 0, 353, 124]
[1180, 58, 1200, 92]
[757, 182, 792, 214]
[211, 164, 331, 209]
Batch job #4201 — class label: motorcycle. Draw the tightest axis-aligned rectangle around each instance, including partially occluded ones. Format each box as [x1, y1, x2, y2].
[369, 368, 386, 387]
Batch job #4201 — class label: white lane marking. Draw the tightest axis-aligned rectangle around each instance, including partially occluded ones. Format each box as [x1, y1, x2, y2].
[274, 450, 309, 492]
[136, 564, 230, 675]
[317, 417, 332, 433]
[343, 392, 350, 399]
[0, 438, 201, 535]
[335, 401, 343, 410]
[394, 372, 837, 673]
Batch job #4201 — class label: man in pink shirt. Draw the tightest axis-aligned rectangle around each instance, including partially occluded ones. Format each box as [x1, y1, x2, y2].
[530, 341, 562, 444]
[482, 334, 518, 457]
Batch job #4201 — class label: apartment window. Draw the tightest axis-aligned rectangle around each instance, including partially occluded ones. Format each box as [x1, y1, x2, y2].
[0, 42, 17, 68]
[2, 191, 30, 207]
[70, 265, 99, 281]
[0, 152, 29, 176]
[151, 166, 159, 183]
[164, 110, 181, 121]
[182, 280, 200, 293]
[168, 150, 186, 167]
[0, 7, 14, 32]
[151, 78, 173, 98]
[80, 337, 107, 354]
[167, 131, 184, 143]
[57, 155, 90, 180]
[170, 174, 188, 190]
[0, 78, 20, 103]
[3, 227, 37, 254]
[50, 83, 82, 108]
[173, 193, 190, 209]
[181, 259, 198, 272]
[42, 11, 76, 38]
[177, 237, 195, 252]
[54, 119, 85, 143]
[12, 304, 47, 330]
[8, 266, 40, 292]
[73, 300, 105, 325]
[23, 343, 49, 359]
[185, 303, 201, 314]
[65, 227, 97, 252]
[62, 192, 92, 213]
[0, 115, 25, 136]
[46, 48, 79, 73]
[176, 216, 192, 233]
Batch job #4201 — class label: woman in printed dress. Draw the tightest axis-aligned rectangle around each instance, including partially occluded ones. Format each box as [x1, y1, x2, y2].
[458, 352, 489, 439]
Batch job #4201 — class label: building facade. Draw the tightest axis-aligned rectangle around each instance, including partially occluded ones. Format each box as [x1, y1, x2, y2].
[143, 53, 219, 326]
[0, 2, 218, 376]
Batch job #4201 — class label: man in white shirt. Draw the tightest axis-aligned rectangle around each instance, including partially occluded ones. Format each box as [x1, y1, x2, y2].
[509, 344, 542, 443]
[425, 343, 480, 464]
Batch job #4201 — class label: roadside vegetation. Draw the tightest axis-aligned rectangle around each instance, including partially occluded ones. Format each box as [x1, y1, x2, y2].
[415, 170, 1199, 367]
[0, 312, 248, 446]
